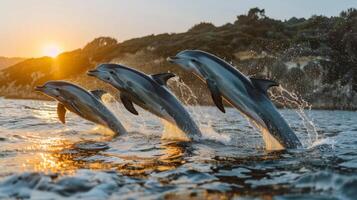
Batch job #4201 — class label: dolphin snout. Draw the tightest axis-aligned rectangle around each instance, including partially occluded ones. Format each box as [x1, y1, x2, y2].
[87, 69, 99, 77]
[34, 85, 45, 91]
[167, 56, 178, 63]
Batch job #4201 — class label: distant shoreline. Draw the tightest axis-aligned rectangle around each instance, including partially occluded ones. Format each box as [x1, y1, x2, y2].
[1, 8, 357, 112]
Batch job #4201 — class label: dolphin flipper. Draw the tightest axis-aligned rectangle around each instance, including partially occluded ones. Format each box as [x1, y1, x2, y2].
[151, 73, 176, 86]
[90, 90, 107, 100]
[206, 79, 225, 113]
[250, 78, 279, 94]
[57, 103, 67, 124]
[120, 93, 139, 115]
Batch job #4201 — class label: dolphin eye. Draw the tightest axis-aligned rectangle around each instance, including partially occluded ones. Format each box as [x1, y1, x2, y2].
[110, 71, 115, 74]
[191, 59, 198, 63]
[55, 88, 60, 91]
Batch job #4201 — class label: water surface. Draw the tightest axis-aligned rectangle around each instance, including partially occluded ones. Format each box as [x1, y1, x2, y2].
[0, 98, 356, 199]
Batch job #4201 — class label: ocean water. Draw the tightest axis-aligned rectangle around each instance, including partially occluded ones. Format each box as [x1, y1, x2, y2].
[0, 98, 356, 199]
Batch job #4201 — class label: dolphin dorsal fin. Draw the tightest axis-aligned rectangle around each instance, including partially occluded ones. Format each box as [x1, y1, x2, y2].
[90, 90, 107, 100]
[57, 103, 67, 124]
[250, 78, 279, 94]
[151, 73, 176, 86]
[120, 93, 139, 115]
[206, 79, 225, 113]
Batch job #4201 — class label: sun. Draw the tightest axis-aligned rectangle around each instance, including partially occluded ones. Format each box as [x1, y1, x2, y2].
[43, 44, 62, 58]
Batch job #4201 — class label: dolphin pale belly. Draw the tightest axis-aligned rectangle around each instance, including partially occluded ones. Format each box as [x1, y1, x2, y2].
[87, 64, 202, 141]
[168, 50, 302, 149]
[35, 81, 127, 136]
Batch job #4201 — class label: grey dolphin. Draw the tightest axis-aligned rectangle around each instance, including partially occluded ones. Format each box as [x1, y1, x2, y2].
[87, 64, 202, 141]
[168, 50, 302, 149]
[35, 81, 127, 135]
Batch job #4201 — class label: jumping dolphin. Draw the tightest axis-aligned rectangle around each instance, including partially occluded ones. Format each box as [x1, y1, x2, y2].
[87, 64, 202, 141]
[168, 50, 302, 149]
[35, 81, 127, 135]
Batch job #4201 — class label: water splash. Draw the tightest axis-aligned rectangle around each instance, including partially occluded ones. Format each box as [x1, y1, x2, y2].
[257, 123, 285, 151]
[101, 93, 162, 136]
[161, 120, 190, 141]
[96, 78, 318, 148]
[268, 86, 319, 148]
[168, 77, 231, 144]
[101, 90, 196, 141]
[310, 137, 336, 149]
[168, 77, 319, 148]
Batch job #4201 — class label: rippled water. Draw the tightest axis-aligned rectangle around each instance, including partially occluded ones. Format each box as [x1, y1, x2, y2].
[0, 98, 356, 199]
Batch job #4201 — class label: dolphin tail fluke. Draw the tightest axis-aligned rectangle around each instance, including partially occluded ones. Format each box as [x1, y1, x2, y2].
[120, 93, 139, 115]
[57, 103, 67, 124]
[206, 79, 225, 113]
[151, 73, 176, 86]
[250, 78, 279, 95]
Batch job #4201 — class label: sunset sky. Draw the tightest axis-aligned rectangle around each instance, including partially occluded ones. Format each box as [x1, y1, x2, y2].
[1, 0, 356, 57]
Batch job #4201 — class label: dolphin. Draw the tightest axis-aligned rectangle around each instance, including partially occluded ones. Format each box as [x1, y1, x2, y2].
[87, 64, 202, 141]
[35, 81, 127, 135]
[168, 50, 302, 149]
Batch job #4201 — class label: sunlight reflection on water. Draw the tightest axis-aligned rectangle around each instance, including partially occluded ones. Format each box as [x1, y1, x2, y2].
[0, 99, 356, 199]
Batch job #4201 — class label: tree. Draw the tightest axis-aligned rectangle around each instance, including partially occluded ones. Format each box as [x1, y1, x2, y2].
[340, 8, 357, 19]
[236, 7, 266, 25]
[188, 22, 216, 33]
[248, 7, 266, 20]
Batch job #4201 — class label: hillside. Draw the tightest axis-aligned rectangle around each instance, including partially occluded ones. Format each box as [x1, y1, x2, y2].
[0, 57, 26, 70]
[0, 8, 356, 109]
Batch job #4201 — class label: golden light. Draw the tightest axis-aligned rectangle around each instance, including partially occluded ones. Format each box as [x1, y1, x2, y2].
[42, 43, 62, 57]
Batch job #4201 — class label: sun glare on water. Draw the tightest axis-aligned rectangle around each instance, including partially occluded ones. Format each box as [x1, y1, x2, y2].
[43, 44, 62, 58]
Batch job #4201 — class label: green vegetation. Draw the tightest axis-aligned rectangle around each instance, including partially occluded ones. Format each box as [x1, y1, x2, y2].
[0, 8, 356, 109]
